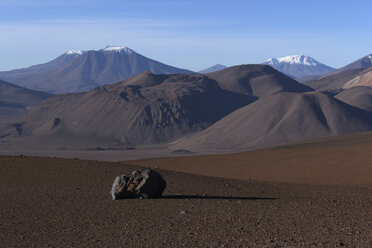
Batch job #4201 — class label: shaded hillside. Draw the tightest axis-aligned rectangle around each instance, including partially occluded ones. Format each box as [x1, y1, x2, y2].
[302, 68, 368, 93]
[342, 68, 372, 89]
[0, 80, 51, 122]
[2, 72, 255, 145]
[0, 46, 193, 94]
[335, 86, 372, 112]
[172, 92, 372, 151]
[205, 64, 313, 96]
[300, 54, 372, 88]
[326, 54, 372, 76]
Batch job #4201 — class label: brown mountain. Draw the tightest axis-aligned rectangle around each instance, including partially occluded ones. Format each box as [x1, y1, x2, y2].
[342, 68, 372, 89]
[301, 68, 368, 93]
[0, 46, 193, 94]
[335, 86, 372, 112]
[171, 92, 372, 151]
[204, 64, 313, 96]
[1, 72, 255, 146]
[329, 54, 372, 76]
[300, 54, 372, 93]
[0, 80, 51, 122]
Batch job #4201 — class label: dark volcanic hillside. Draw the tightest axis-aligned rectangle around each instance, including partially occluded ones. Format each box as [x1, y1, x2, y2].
[205, 64, 313, 96]
[2, 72, 255, 146]
[0, 46, 193, 94]
[0, 80, 51, 122]
[172, 92, 372, 151]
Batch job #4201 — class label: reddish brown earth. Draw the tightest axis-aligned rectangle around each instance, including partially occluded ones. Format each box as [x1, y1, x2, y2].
[1, 156, 371, 247]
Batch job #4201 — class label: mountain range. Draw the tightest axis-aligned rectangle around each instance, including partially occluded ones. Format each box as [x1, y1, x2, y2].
[1, 71, 256, 146]
[0, 65, 312, 147]
[0, 45, 193, 94]
[1, 47, 372, 152]
[172, 91, 372, 151]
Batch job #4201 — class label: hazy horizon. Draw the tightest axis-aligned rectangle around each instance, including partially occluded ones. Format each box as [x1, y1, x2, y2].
[1, 0, 372, 71]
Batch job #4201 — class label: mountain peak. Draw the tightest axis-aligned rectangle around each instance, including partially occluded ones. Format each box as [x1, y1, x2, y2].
[65, 50, 84, 55]
[262, 55, 335, 78]
[199, 64, 227, 73]
[265, 55, 318, 66]
[101, 45, 133, 54]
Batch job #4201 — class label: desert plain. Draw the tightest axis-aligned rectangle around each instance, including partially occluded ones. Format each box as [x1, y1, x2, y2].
[1, 132, 371, 248]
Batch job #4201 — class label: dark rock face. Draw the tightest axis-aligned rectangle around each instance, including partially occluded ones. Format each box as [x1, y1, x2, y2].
[111, 168, 166, 200]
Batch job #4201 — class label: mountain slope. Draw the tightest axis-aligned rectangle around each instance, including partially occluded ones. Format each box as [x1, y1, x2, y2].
[0, 50, 84, 80]
[0, 80, 51, 122]
[0, 46, 194, 94]
[342, 68, 372, 89]
[262, 55, 335, 78]
[2, 72, 255, 146]
[198, 64, 227, 73]
[301, 68, 367, 93]
[302, 66, 372, 94]
[172, 92, 372, 151]
[335, 86, 372, 112]
[205, 64, 313, 96]
[300, 54, 372, 83]
[326, 54, 372, 77]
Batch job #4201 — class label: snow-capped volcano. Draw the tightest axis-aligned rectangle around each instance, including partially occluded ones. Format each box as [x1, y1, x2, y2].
[265, 55, 318, 66]
[262, 55, 335, 78]
[0, 45, 193, 93]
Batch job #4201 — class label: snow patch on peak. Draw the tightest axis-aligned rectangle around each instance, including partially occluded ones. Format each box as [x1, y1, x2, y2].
[102, 45, 133, 54]
[276, 55, 318, 66]
[65, 50, 84, 55]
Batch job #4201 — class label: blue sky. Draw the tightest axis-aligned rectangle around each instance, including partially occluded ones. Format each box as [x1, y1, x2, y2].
[1, 0, 372, 71]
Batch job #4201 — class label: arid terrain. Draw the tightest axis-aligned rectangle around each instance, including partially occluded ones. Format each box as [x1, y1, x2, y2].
[2, 1, 372, 247]
[1, 135, 371, 247]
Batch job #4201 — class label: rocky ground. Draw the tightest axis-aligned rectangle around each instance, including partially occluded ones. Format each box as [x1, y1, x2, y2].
[0, 156, 371, 247]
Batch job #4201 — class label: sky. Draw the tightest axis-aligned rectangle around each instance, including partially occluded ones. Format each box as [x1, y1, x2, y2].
[1, 0, 372, 71]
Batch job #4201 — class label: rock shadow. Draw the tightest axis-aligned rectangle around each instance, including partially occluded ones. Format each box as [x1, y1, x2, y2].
[162, 195, 277, 200]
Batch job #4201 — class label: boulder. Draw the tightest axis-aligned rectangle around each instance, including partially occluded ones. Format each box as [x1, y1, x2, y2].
[111, 168, 166, 200]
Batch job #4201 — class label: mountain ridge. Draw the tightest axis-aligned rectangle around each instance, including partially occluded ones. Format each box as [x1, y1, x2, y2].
[172, 91, 372, 151]
[1, 71, 255, 146]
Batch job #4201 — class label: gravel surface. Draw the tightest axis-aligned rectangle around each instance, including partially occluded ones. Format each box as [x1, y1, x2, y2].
[0, 156, 371, 247]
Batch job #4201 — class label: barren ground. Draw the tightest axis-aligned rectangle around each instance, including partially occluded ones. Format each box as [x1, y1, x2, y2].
[1, 156, 371, 247]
